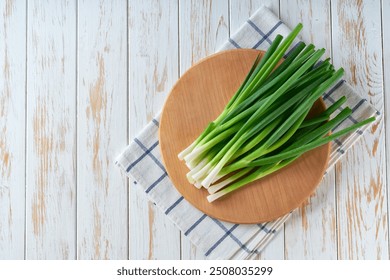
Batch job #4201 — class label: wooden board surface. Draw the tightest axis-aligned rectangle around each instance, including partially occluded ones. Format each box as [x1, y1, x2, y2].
[25, 0, 77, 259]
[77, 0, 128, 259]
[159, 49, 330, 224]
[281, 0, 338, 260]
[0, 0, 388, 260]
[0, 0, 26, 259]
[331, 0, 388, 259]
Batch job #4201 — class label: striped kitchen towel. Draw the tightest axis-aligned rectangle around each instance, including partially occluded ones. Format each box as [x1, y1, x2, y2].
[116, 6, 378, 259]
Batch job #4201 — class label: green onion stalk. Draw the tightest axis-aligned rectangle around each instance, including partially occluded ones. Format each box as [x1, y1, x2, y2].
[178, 23, 375, 203]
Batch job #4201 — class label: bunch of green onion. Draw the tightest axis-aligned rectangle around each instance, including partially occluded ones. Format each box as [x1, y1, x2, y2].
[178, 23, 375, 203]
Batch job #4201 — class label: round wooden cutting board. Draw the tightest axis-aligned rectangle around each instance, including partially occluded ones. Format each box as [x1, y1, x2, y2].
[159, 49, 330, 224]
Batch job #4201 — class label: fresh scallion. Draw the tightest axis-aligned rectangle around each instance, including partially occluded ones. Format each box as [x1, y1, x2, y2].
[178, 24, 375, 202]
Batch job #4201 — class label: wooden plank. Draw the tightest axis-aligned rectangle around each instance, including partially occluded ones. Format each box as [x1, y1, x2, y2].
[0, 0, 26, 259]
[382, 0, 390, 258]
[230, 0, 279, 33]
[331, 0, 388, 259]
[77, 0, 128, 259]
[285, 174, 337, 259]
[179, 0, 229, 72]
[178, 0, 229, 259]
[281, 0, 337, 260]
[26, 0, 76, 259]
[228, 0, 283, 260]
[129, 0, 181, 259]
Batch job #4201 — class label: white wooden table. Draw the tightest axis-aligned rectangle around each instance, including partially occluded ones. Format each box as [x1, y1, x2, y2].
[0, 0, 388, 260]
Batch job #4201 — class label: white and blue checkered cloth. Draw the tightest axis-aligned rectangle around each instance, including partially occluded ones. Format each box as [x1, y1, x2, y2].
[116, 7, 378, 259]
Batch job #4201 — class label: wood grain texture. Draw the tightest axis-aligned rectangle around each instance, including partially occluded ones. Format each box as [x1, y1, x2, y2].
[0, 0, 388, 260]
[281, 0, 337, 260]
[0, 0, 26, 259]
[77, 0, 128, 259]
[382, 0, 390, 256]
[129, 0, 181, 259]
[26, 0, 76, 259]
[230, 0, 280, 32]
[228, 0, 284, 260]
[178, 0, 229, 260]
[179, 0, 229, 72]
[331, 0, 388, 259]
